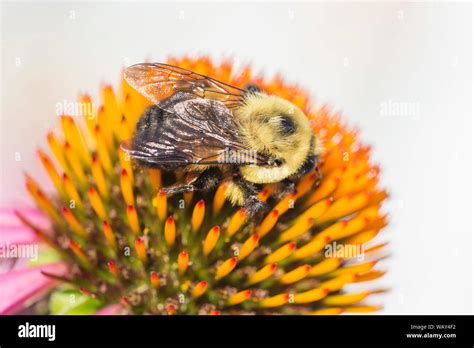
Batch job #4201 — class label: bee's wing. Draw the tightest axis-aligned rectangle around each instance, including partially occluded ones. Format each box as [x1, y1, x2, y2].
[124, 63, 245, 111]
[122, 97, 271, 166]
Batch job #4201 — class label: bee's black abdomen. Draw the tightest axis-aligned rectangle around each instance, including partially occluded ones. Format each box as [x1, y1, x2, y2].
[136, 105, 164, 134]
[131, 104, 177, 169]
[133, 105, 164, 158]
[135, 92, 190, 138]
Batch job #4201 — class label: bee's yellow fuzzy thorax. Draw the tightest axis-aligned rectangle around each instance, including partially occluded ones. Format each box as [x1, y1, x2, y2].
[236, 93, 314, 183]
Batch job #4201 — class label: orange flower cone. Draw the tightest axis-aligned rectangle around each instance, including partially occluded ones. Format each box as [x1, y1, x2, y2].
[11, 56, 388, 315]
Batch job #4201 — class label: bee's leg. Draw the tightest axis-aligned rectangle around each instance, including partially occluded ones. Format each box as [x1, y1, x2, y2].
[271, 155, 320, 200]
[189, 167, 221, 191]
[245, 196, 266, 218]
[234, 177, 265, 218]
[161, 168, 221, 195]
[161, 171, 200, 195]
[161, 184, 194, 195]
[272, 179, 296, 200]
[275, 154, 320, 198]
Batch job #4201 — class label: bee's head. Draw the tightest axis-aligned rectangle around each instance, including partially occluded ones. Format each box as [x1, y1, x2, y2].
[236, 93, 316, 183]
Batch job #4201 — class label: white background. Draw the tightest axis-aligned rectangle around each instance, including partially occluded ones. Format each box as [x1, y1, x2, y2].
[1, 1, 472, 314]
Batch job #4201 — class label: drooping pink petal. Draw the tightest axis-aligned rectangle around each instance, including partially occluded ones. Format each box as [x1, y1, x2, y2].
[0, 209, 50, 274]
[0, 226, 39, 245]
[0, 262, 66, 314]
[95, 303, 124, 315]
[0, 207, 50, 230]
[0, 258, 29, 274]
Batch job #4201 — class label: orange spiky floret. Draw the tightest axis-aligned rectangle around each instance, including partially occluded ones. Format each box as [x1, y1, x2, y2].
[21, 56, 388, 314]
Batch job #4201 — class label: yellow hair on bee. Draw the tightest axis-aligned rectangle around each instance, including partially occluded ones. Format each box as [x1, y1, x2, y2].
[225, 181, 245, 206]
[236, 93, 315, 184]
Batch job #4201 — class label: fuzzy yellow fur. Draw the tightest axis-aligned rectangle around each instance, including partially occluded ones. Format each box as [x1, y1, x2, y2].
[235, 93, 314, 184]
[225, 181, 245, 205]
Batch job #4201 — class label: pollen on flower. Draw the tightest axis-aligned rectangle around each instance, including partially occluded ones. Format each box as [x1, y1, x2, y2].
[19, 56, 389, 315]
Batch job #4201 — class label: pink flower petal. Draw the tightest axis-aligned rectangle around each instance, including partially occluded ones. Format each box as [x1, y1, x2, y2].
[0, 207, 50, 230]
[0, 262, 66, 314]
[0, 258, 29, 274]
[0, 226, 39, 245]
[95, 303, 123, 315]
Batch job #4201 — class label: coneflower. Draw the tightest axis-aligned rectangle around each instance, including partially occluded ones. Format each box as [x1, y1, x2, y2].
[0, 56, 388, 315]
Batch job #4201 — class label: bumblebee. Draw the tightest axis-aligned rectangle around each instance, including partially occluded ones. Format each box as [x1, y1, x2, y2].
[123, 63, 320, 216]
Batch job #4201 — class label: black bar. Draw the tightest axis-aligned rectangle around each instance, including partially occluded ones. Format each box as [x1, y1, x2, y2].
[0, 315, 473, 346]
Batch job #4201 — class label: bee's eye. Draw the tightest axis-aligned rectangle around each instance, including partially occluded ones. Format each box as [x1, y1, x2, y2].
[274, 159, 283, 166]
[279, 116, 296, 135]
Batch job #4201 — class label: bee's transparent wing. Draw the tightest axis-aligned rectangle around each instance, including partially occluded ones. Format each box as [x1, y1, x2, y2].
[124, 63, 245, 112]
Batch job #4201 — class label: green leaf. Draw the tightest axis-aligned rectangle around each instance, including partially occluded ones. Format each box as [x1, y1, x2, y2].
[49, 289, 102, 315]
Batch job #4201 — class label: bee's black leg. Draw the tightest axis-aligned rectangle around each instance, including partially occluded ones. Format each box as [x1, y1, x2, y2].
[161, 184, 195, 195]
[162, 168, 221, 195]
[245, 196, 266, 219]
[233, 177, 265, 218]
[272, 179, 296, 200]
[271, 154, 320, 200]
[191, 168, 221, 191]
